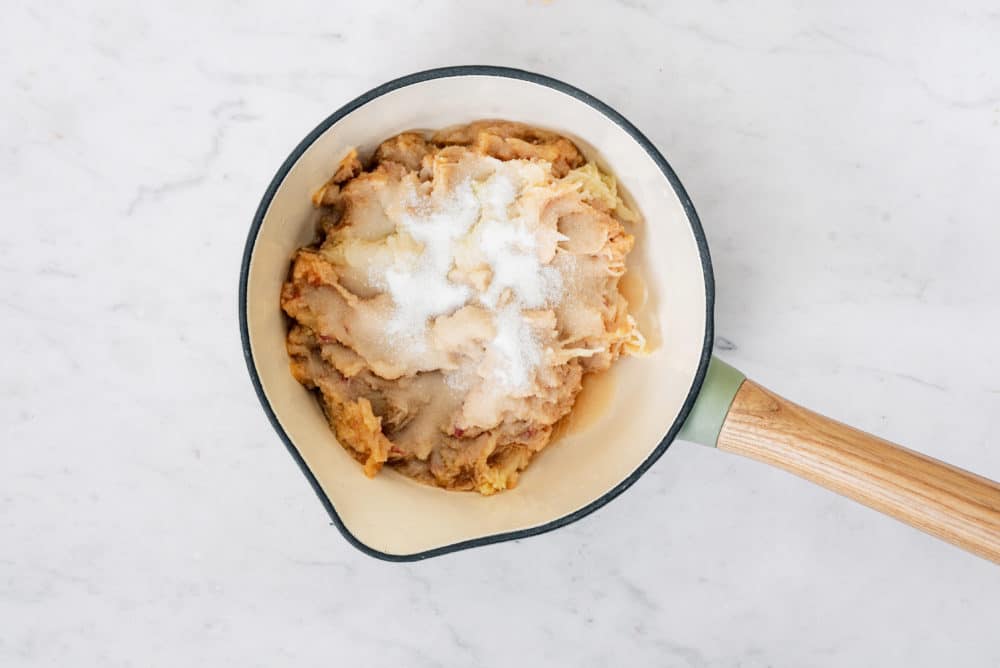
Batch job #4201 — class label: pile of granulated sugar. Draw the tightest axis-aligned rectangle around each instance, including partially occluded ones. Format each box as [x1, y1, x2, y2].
[375, 161, 564, 392]
[474, 173, 563, 309]
[488, 302, 543, 390]
[380, 178, 479, 338]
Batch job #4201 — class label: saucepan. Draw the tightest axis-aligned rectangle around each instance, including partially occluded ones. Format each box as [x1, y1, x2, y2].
[239, 66, 1000, 562]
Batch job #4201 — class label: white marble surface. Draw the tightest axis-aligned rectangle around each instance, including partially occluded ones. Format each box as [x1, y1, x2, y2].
[4, 1, 1000, 665]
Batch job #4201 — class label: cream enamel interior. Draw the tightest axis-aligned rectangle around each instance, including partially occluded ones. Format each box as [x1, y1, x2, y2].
[245, 75, 709, 557]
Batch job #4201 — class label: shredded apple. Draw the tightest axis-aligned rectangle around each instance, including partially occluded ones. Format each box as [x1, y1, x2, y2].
[281, 121, 643, 494]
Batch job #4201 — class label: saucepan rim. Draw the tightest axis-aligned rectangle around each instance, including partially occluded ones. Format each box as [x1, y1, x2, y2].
[238, 65, 716, 561]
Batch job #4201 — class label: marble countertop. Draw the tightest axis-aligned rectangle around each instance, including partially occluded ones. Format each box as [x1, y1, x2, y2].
[4, 1, 1000, 666]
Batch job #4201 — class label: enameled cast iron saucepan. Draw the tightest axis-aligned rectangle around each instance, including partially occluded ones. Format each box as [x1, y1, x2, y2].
[240, 66, 1000, 562]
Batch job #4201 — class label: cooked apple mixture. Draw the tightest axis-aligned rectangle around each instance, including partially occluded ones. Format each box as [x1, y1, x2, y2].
[281, 121, 643, 494]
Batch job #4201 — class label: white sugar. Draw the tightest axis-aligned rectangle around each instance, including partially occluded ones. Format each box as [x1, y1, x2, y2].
[376, 160, 561, 391]
[474, 172, 563, 309]
[489, 303, 542, 391]
[383, 265, 470, 333]
[381, 179, 480, 338]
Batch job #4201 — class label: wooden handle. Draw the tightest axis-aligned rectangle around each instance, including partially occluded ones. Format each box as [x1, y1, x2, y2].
[717, 379, 1000, 563]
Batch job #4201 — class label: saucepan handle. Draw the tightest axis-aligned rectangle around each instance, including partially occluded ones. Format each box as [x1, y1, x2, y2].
[680, 357, 1000, 563]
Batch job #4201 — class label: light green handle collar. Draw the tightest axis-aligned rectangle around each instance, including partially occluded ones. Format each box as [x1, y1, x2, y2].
[677, 356, 746, 447]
